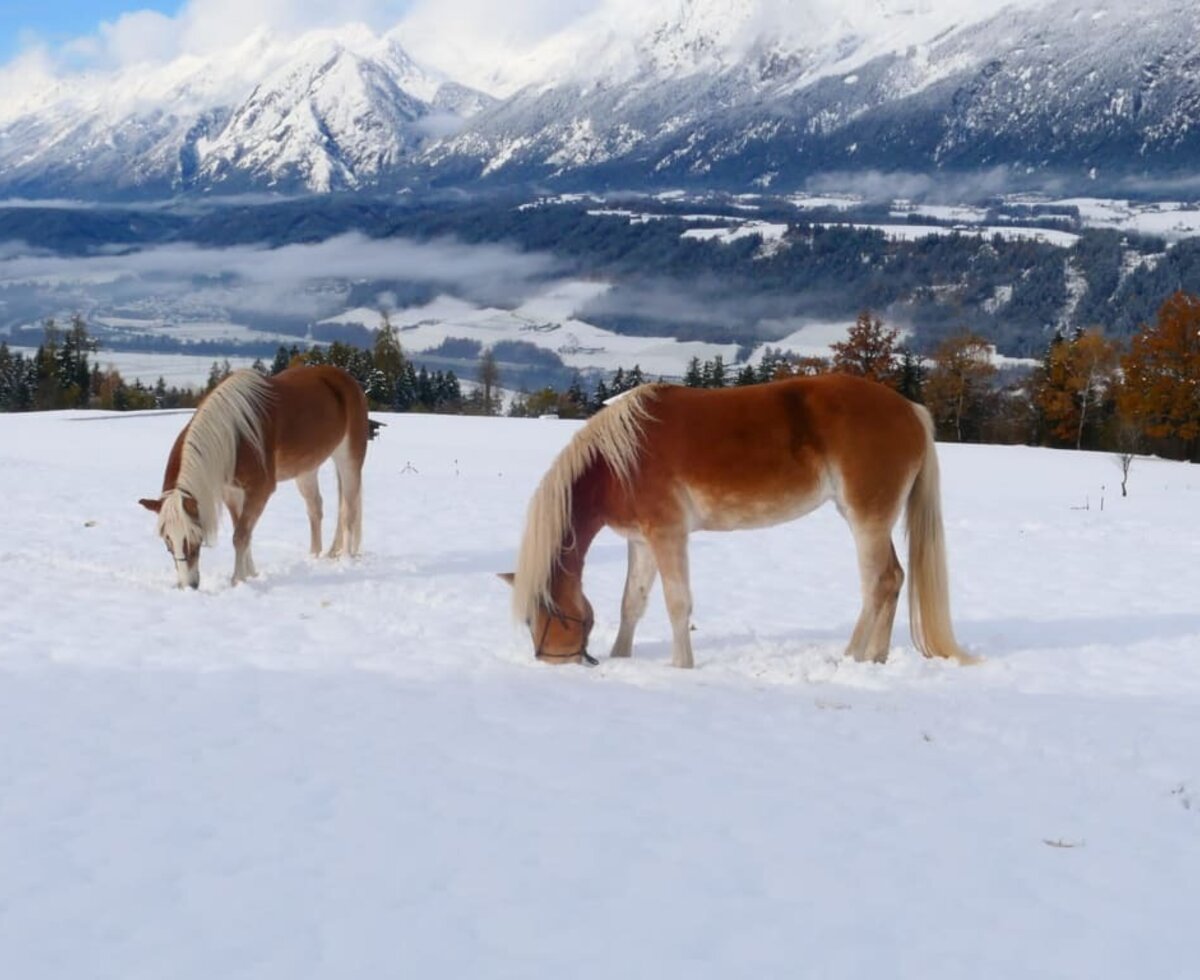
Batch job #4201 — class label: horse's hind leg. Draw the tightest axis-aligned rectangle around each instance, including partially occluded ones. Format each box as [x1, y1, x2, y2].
[647, 531, 695, 669]
[328, 437, 363, 558]
[846, 526, 904, 664]
[610, 538, 658, 659]
[295, 469, 323, 556]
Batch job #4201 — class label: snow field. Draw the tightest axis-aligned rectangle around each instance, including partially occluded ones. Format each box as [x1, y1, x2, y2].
[0, 409, 1198, 978]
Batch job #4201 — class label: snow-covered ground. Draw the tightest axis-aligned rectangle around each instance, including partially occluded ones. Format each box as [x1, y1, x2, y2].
[0, 408, 1197, 977]
[841, 222, 1081, 248]
[1048, 197, 1200, 240]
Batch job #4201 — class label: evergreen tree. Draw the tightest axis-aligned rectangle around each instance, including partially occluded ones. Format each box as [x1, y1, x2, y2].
[592, 378, 610, 412]
[703, 356, 727, 388]
[270, 346, 293, 375]
[896, 348, 925, 403]
[415, 367, 434, 409]
[563, 372, 589, 418]
[394, 361, 418, 411]
[205, 359, 232, 392]
[684, 357, 704, 387]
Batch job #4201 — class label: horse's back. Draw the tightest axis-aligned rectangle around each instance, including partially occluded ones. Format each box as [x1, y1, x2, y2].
[628, 376, 926, 529]
[268, 366, 369, 478]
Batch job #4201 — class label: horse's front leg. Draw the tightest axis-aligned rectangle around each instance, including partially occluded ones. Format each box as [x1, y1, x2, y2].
[647, 531, 694, 668]
[610, 538, 658, 659]
[231, 486, 272, 584]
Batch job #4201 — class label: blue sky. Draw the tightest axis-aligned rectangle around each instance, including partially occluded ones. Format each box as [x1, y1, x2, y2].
[0, 1, 181, 59]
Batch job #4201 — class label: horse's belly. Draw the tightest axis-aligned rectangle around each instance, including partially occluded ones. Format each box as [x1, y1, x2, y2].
[690, 485, 828, 532]
[275, 440, 342, 482]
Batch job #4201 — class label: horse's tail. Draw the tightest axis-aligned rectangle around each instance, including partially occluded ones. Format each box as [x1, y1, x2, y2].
[905, 404, 978, 665]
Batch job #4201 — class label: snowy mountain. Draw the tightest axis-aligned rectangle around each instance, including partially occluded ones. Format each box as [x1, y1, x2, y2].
[425, 0, 1200, 189]
[3, 1, 1200, 197]
[0, 26, 493, 197]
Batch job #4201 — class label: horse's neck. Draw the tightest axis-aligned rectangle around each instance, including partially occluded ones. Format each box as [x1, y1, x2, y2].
[161, 424, 189, 491]
[549, 463, 609, 605]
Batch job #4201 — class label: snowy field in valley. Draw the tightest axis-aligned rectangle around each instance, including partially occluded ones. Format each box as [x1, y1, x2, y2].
[9, 346, 262, 389]
[1, 408, 1198, 978]
[324, 281, 744, 377]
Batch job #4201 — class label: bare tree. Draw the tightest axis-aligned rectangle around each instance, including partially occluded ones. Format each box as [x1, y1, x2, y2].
[477, 347, 500, 416]
[1114, 415, 1143, 498]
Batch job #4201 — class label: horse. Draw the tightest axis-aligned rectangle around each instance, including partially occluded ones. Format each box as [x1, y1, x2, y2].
[502, 374, 977, 668]
[139, 365, 370, 589]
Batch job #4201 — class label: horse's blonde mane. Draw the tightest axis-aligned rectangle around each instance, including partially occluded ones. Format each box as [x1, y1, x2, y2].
[158, 370, 274, 547]
[512, 385, 661, 621]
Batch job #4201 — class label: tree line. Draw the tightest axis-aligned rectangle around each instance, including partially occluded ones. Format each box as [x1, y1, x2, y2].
[9, 294, 1200, 470]
[0, 317, 477, 415]
[510, 292, 1200, 467]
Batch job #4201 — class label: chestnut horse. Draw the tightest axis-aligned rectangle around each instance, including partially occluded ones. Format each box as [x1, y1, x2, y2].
[505, 374, 975, 667]
[139, 365, 369, 588]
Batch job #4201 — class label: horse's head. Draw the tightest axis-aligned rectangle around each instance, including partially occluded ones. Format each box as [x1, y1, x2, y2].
[139, 490, 204, 589]
[499, 572, 597, 666]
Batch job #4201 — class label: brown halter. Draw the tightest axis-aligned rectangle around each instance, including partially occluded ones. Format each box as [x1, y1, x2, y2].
[534, 608, 598, 667]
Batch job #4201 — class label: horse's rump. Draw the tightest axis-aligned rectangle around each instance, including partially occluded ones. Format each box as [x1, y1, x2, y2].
[265, 365, 369, 481]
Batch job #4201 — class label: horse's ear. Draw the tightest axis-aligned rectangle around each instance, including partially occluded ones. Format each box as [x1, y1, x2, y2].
[496, 572, 515, 587]
[138, 497, 162, 513]
[181, 496, 200, 520]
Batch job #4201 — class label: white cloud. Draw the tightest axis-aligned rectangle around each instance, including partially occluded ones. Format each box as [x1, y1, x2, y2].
[98, 10, 182, 66]
[0, 0, 1039, 97]
[393, 0, 600, 92]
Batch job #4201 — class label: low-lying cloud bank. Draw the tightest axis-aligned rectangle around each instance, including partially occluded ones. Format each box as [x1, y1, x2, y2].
[0, 233, 561, 328]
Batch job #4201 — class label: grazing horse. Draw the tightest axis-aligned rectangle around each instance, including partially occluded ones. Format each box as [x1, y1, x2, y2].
[139, 365, 369, 588]
[504, 374, 976, 668]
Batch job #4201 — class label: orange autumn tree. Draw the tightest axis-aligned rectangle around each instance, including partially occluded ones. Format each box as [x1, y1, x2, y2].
[1035, 328, 1120, 450]
[922, 332, 996, 442]
[1118, 291, 1200, 461]
[830, 310, 900, 385]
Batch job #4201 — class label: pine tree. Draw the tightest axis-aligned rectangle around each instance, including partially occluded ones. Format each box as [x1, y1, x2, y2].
[270, 346, 292, 375]
[684, 357, 704, 387]
[563, 372, 589, 418]
[896, 348, 925, 403]
[592, 378, 610, 412]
